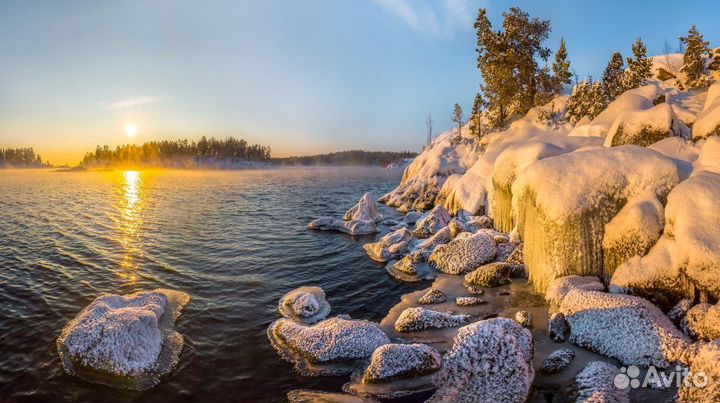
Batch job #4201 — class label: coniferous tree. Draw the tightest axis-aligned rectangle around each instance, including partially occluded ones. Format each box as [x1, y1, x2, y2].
[708, 48, 720, 73]
[452, 103, 464, 142]
[469, 93, 486, 139]
[624, 37, 652, 90]
[680, 25, 711, 89]
[566, 80, 607, 123]
[602, 51, 625, 100]
[425, 113, 433, 148]
[552, 37, 572, 91]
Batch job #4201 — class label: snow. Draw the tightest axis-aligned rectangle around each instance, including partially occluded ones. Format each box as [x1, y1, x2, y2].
[559, 289, 690, 367]
[692, 82, 720, 140]
[677, 340, 720, 403]
[415, 226, 453, 258]
[693, 135, 720, 175]
[542, 348, 574, 373]
[413, 204, 451, 238]
[426, 318, 534, 403]
[604, 101, 685, 147]
[418, 289, 446, 305]
[56, 289, 190, 384]
[569, 361, 629, 403]
[545, 275, 605, 309]
[344, 192, 383, 222]
[681, 302, 720, 340]
[308, 217, 378, 235]
[648, 137, 700, 180]
[429, 232, 496, 275]
[270, 316, 389, 364]
[455, 296, 484, 306]
[394, 307, 470, 332]
[278, 286, 331, 324]
[512, 145, 680, 292]
[362, 343, 441, 383]
[362, 227, 413, 262]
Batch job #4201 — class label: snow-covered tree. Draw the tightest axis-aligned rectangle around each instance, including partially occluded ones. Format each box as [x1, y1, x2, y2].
[552, 37, 572, 91]
[680, 25, 711, 89]
[425, 113, 433, 148]
[709, 48, 720, 73]
[624, 37, 652, 89]
[566, 80, 607, 123]
[469, 93, 486, 139]
[452, 103, 464, 142]
[602, 51, 625, 100]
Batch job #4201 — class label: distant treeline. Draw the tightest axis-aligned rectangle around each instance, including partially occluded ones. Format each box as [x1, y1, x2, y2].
[273, 150, 417, 167]
[0, 147, 50, 168]
[80, 136, 272, 168]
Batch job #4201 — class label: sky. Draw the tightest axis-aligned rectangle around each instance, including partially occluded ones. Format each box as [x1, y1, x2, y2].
[1, 0, 718, 165]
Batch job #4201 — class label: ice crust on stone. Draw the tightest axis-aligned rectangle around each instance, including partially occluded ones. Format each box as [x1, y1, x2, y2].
[362, 227, 413, 262]
[545, 276, 606, 309]
[455, 296, 484, 306]
[279, 286, 331, 324]
[56, 289, 190, 389]
[344, 192, 383, 222]
[559, 288, 690, 367]
[514, 310, 532, 327]
[569, 361, 629, 403]
[426, 318, 534, 403]
[418, 289, 446, 305]
[429, 232, 496, 275]
[464, 262, 512, 290]
[413, 205, 452, 238]
[394, 307, 470, 332]
[678, 340, 720, 402]
[548, 312, 569, 342]
[308, 217, 378, 235]
[681, 302, 720, 340]
[362, 343, 441, 383]
[542, 348, 574, 373]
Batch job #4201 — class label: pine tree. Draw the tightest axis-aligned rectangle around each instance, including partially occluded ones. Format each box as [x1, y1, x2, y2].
[587, 81, 608, 120]
[602, 51, 625, 100]
[552, 37, 572, 91]
[452, 103, 464, 142]
[625, 37, 652, 90]
[469, 93, 486, 139]
[566, 80, 607, 123]
[425, 113, 433, 148]
[680, 25, 711, 89]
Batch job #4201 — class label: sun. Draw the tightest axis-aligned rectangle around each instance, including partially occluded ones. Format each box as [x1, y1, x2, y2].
[125, 123, 138, 138]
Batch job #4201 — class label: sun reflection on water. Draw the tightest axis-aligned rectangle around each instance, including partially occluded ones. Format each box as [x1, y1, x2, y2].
[117, 170, 144, 282]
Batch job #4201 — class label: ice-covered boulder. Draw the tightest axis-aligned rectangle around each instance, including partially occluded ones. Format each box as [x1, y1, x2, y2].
[362, 228, 413, 262]
[494, 242, 518, 263]
[429, 232, 496, 275]
[418, 289, 446, 305]
[514, 311, 532, 327]
[545, 275, 605, 309]
[413, 205, 451, 238]
[559, 289, 690, 367]
[415, 226, 453, 258]
[604, 102, 685, 147]
[278, 286, 331, 324]
[345, 192, 383, 223]
[692, 82, 720, 140]
[455, 296, 484, 306]
[269, 317, 389, 365]
[548, 312, 569, 342]
[668, 298, 693, 325]
[394, 307, 470, 332]
[426, 318, 534, 403]
[404, 211, 422, 225]
[362, 343, 441, 383]
[512, 145, 680, 293]
[677, 340, 720, 402]
[464, 262, 512, 290]
[542, 348, 574, 373]
[308, 217, 378, 235]
[56, 289, 190, 389]
[610, 171, 720, 305]
[680, 302, 720, 341]
[568, 361, 629, 403]
[463, 215, 493, 232]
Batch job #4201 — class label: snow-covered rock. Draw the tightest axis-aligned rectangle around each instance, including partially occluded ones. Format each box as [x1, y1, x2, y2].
[394, 307, 470, 332]
[668, 298, 693, 325]
[287, 390, 380, 403]
[56, 289, 190, 389]
[429, 232, 496, 275]
[278, 286, 331, 324]
[681, 302, 720, 341]
[494, 242, 518, 263]
[362, 228, 413, 262]
[677, 340, 720, 402]
[415, 226, 453, 258]
[426, 318, 534, 403]
[545, 275, 605, 309]
[464, 262, 512, 290]
[269, 317, 389, 364]
[514, 311, 532, 327]
[404, 211, 422, 225]
[345, 192, 383, 223]
[559, 289, 690, 367]
[512, 145, 680, 293]
[308, 217, 378, 235]
[455, 296, 484, 306]
[463, 215, 493, 232]
[568, 361, 629, 403]
[362, 343, 441, 383]
[548, 312, 569, 342]
[542, 348, 574, 373]
[413, 205, 452, 238]
[418, 289, 446, 305]
[692, 82, 720, 140]
[604, 102, 685, 147]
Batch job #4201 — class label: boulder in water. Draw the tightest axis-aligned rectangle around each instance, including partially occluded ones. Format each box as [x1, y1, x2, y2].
[362, 343, 441, 383]
[362, 228, 413, 262]
[429, 232, 496, 275]
[394, 307, 470, 332]
[548, 312, 569, 342]
[413, 205, 451, 238]
[345, 192, 383, 223]
[464, 262, 512, 290]
[278, 286, 331, 324]
[542, 348, 574, 373]
[514, 311, 532, 328]
[418, 289, 446, 305]
[568, 361, 629, 403]
[455, 296, 484, 306]
[308, 217, 378, 235]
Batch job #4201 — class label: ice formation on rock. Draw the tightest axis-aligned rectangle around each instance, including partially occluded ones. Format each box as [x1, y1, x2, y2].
[677, 340, 720, 403]
[415, 226, 453, 258]
[464, 262, 512, 290]
[394, 307, 470, 332]
[362, 227, 413, 262]
[418, 289, 447, 305]
[548, 312, 569, 342]
[455, 296, 484, 306]
[542, 348, 574, 373]
[545, 276, 605, 309]
[512, 145, 680, 293]
[278, 286, 331, 324]
[362, 343, 441, 383]
[568, 361, 629, 403]
[494, 242, 518, 263]
[287, 390, 380, 403]
[404, 211, 422, 225]
[667, 298, 693, 325]
[56, 289, 190, 390]
[463, 215, 493, 232]
[344, 192, 383, 223]
[308, 217, 378, 235]
[269, 317, 389, 371]
[413, 205, 452, 238]
[429, 232, 496, 275]
[426, 318, 534, 403]
[681, 302, 720, 341]
[692, 82, 720, 140]
[514, 310, 532, 327]
[559, 289, 690, 367]
[604, 102, 685, 147]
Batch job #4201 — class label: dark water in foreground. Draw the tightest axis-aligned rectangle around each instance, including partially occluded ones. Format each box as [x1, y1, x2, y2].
[0, 167, 422, 403]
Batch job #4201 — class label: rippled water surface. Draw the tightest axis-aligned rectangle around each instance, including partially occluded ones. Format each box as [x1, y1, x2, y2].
[0, 167, 421, 403]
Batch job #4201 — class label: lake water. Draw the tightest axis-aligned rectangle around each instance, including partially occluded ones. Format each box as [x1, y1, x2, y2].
[0, 167, 424, 403]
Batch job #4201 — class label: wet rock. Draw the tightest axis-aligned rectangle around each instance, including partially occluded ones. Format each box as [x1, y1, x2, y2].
[514, 311, 532, 327]
[278, 286, 331, 324]
[455, 297, 484, 306]
[362, 228, 413, 262]
[548, 312, 569, 342]
[345, 192, 383, 223]
[418, 289, 447, 305]
[464, 262, 512, 290]
[287, 390, 380, 403]
[568, 361, 629, 403]
[681, 302, 720, 341]
[413, 205, 451, 238]
[392, 252, 422, 275]
[429, 233, 496, 275]
[381, 218, 400, 226]
[394, 307, 470, 332]
[308, 217, 378, 235]
[542, 348, 575, 373]
[404, 211, 422, 225]
[668, 298, 693, 325]
[678, 340, 720, 402]
[545, 275, 604, 309]
[362, 343, 441, 383]
[427, 318, 534, 403]
[270, 317, 390, 364]
[56, 289, 190, 389]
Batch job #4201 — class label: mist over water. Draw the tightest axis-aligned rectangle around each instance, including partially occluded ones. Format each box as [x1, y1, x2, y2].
[0, 167, 421, 403]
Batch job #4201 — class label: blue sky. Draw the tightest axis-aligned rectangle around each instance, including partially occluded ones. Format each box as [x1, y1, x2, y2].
[0, 0, 718, 164]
